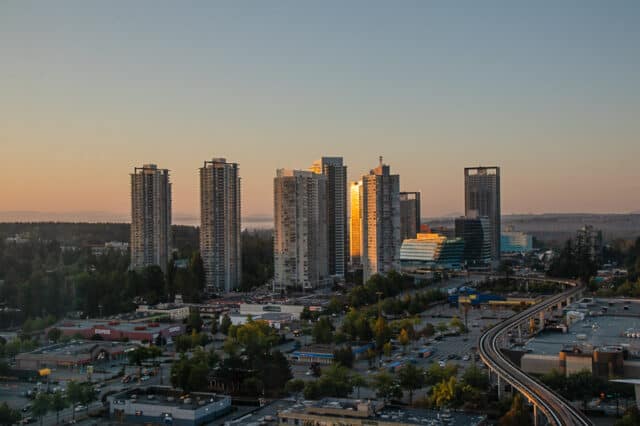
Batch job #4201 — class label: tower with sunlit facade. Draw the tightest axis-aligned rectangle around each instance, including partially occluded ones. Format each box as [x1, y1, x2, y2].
[361, 158, 401, 282]
[349, 180, 362, 267]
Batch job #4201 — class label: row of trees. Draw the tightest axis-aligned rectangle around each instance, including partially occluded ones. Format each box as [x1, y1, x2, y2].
[286, 360, 489, 409]
[26, 381, 96, 425]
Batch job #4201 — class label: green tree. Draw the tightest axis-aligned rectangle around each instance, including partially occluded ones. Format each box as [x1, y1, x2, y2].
[285, 379, 306, 395]
[210, 316, 218, 335]
[318, 364, 354, 398]
[498, 393, 533, 426]
[50, 392, 69, 425]
[371, 371, 402, 402]
[373, 316, 392, 349]
[303, 364, 354, 399]
[312, 317, 334, 344]
[0, 402, 21, 426]
[333, 347, 354, 368]
[32, 393, 50, 426]
[461, 364, 489, 389]
[450, 316, 467, 333]
[425, 362, 458, 385]
[66, 381, 83, 421]
[187, 309, 203, 333]
[398, 328, 410, 353]
[351, 374, 367, 399]
[421, 323, 435, 338]
[430, 376, 458, 408]
[79, 384, 96, 416]
[398, 363, 425, 405]
[220, 314, 232, 335]
[383, 341, 393, 359]
[47, 327, 62, 343]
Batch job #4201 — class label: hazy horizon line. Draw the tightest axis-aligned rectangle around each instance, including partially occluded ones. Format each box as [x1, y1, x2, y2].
[1, 209, 639, 227]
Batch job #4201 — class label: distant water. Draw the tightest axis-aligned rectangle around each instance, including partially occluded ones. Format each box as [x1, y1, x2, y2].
[0, 211, 274, 230]
[172, 216, 273, 230]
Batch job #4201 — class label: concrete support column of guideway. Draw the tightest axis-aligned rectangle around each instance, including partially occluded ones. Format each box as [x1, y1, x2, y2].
[539, 311, 545, 331]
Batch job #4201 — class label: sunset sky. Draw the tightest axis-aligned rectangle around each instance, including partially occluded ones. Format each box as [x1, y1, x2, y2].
[2, 1, 639, 223]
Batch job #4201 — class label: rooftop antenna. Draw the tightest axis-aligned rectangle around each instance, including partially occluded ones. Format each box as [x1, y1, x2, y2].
[379, 156, 383, 167]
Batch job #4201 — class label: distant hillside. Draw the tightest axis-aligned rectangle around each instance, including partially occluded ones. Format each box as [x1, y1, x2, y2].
[424, 213, 640, 245]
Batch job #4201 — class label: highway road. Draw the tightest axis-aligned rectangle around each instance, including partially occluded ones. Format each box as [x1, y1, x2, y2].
[478, 278, 593, 426]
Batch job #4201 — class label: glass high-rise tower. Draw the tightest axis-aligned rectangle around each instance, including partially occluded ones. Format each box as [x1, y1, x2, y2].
[464, 166, 501, 260]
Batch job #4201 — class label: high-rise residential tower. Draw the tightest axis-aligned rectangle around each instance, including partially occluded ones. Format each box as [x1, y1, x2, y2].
[273, 169, 329, 292]
[464, 166, 501, 260]
[361, 158, 401, 282]
[200, 158, 241, 294]
[349, 180, 363, 267]
[310, 157, 348, 278]
[400, 191, 421, 241]
[130, 164, 172, 272]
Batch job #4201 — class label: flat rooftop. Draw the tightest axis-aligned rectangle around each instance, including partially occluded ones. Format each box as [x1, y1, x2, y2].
[56, 320, 181, 333]
[524, 298, 640, 358]
[27, 341, 125, 356]
[109, 386, 229, 410]
[280, 398, 486, 426]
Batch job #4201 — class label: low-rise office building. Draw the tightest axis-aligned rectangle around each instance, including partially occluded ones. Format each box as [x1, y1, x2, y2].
[501, 231, 533, 253]
[108, 386, 232, 426]
[239, 303, 306, 320]
[227, 312, 294, 329]
[400, 233, 464, 271]
[136, 304, 191, 321]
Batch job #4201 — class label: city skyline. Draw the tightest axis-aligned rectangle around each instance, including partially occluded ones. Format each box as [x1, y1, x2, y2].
[2, 2, 640, 221]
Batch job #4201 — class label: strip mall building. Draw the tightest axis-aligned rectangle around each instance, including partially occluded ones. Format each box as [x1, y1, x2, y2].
[50, 320, 185, 343]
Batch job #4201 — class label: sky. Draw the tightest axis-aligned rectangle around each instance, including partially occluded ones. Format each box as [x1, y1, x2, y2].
[1, 1, 640, 223]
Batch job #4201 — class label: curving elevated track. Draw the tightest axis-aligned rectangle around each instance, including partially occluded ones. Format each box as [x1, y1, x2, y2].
[478, 278, 593, 426]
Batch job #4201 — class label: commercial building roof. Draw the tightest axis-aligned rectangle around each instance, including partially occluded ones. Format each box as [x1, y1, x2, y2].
[279, 398, 486, 426]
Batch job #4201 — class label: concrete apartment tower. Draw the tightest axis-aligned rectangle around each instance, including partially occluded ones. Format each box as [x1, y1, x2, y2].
[464, 166, 501, 261]
[200, 158, 241, 294]
[361, 157, 401, 282]
[349, 180, 363, 267]
[400, 191, 421, 241]
[273, 169, 329, 292]
[310, 157, 348, 278]
[130, 164, 172, 272]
